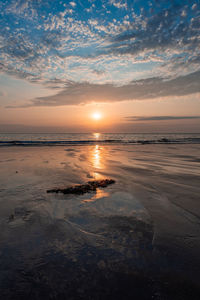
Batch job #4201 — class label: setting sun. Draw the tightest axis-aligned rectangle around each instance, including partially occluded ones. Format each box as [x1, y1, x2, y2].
[91, 112, 102, 121]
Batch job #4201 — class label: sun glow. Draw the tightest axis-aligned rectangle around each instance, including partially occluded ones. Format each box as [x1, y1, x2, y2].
[91, 112, 102, 121]
[93, 132, 100, 139]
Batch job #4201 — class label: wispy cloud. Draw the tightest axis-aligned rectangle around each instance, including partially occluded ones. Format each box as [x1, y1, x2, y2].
[125, 116, 200, 122]
[9, 70, 200, 107]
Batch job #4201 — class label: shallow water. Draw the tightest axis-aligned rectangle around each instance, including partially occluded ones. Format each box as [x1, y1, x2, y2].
[0, 144, 200, 299]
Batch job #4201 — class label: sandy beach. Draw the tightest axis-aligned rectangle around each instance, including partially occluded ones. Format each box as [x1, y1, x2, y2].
[0, 144, 200, 299]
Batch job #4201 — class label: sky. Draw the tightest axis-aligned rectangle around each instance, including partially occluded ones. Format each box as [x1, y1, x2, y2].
[0, 0, 200, 133]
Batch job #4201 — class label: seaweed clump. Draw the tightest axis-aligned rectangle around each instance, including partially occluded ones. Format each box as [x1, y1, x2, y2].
[47, 179, 115, 195]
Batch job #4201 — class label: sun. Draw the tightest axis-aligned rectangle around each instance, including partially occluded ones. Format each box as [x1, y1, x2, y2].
[91, 112, 102, 121]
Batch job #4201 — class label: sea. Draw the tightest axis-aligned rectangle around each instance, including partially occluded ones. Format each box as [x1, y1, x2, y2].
[0, 132, 200, 146]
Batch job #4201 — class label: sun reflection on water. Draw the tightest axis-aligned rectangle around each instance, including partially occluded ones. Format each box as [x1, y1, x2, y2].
[93, 145, 101, 169]
[83, 188, 109, 202]
[84, 144, 109, 201]
[93, 132, 100, 139]
[90, 143, 105, 180]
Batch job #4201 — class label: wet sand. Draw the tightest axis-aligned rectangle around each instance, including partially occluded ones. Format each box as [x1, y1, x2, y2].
[0, 144, 200, 299]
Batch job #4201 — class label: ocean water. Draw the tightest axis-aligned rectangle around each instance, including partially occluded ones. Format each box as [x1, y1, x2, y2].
[0, 132, 200, 145]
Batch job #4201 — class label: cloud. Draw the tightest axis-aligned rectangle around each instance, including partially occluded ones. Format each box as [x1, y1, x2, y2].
[192, 4, 197, 10]
[69, 2, 76, 8]
[0, 0, 199, 92]
[92, 69, 105, 76]
[125, 116, 200, 121]
[13, 70, 200, 107]
[102, 3, 200, 60]
[109, 0, 127, 9]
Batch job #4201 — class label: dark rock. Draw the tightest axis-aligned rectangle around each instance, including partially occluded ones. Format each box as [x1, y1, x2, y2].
[47, 179, 115, 195]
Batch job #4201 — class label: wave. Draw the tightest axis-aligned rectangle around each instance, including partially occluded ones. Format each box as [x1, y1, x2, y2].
[0, 137, 200, 146]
